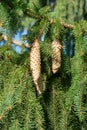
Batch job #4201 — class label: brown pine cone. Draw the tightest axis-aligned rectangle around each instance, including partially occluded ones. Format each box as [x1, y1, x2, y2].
[52, 40, 62, 74]
[30, 39, 42, 94]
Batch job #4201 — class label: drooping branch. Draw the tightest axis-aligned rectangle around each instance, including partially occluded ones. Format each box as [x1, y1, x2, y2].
[0, 99, 22, 121]
[24, 9, 74, 29]
[37, 20, 47, 39]
[24, 9, 43, 20]
[50, 19, 74, 29]
[0, 0, 74, 30]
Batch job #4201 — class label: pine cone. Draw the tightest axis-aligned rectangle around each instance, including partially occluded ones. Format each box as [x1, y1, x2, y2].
[30, 39, 42, 94]
[52, 40, 62, 74]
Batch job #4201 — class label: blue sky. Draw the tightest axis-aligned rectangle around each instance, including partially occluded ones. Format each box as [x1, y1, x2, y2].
[0, 27, 46, 53]
[12, 29, 28, 53]
[0, 28, 74, 56]
[0, 28, 28, 53]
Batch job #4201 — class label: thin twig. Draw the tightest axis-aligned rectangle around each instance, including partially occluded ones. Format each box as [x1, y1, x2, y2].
[60, 22, 74, 29]
[2, 34, 31, 48]
[24, 9, 42, 19]
[50, 19, 74, 29]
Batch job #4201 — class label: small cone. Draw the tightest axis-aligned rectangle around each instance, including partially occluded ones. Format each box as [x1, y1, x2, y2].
[30, 39, 42, 94]
[52, 40, 62, 74]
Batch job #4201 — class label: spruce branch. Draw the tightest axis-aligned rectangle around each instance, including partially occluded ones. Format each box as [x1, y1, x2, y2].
[2, 34, 31, 48]
[0, 105, 13, 121]
[24, 9, 43, 19]
[50, 19, 74, 29]
[60, 21, 74, 29]
[24, 9, 74, 30]
[0, 0, 14, 10]
[37, 20, 47, 39]
[32, 0, 40, 10]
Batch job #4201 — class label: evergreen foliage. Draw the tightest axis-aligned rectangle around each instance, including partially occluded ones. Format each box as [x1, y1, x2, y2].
[0, 0, 87, 129]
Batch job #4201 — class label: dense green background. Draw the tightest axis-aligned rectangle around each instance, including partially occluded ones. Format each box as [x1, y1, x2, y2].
[0, 0, 87, 130]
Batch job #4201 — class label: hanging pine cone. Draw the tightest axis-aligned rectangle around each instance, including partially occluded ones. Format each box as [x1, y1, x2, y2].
[52, 40, 62, 74]
[30, 39, 42, 94]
